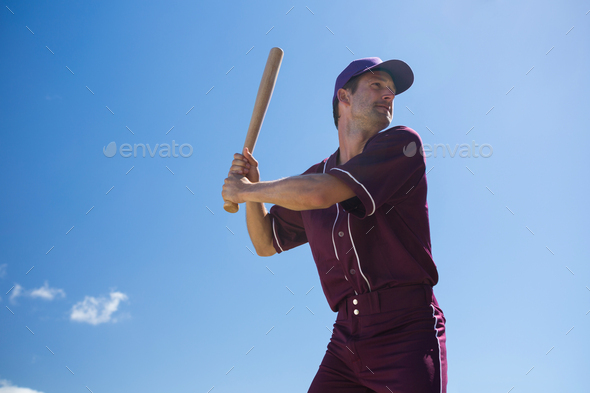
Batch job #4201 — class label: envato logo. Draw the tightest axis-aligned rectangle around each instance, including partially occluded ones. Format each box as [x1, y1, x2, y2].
[103, 140, 193, 158]
[403, 140, 493, 158]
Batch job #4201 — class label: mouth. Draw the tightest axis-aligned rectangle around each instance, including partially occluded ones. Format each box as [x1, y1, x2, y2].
[376, 105, 391, 114]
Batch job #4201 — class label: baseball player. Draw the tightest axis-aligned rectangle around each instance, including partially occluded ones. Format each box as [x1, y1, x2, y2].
[222, 57, 447, 393]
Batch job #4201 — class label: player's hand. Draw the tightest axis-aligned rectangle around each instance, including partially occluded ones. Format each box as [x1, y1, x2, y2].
[228, 147, 260, 183]
[222, 173, 251, 205]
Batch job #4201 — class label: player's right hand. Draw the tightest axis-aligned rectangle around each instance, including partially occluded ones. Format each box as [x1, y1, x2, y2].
[229, 147, 260, 183]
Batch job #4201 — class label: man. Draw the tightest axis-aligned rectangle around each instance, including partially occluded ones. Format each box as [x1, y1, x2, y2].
[222, 57, 447, 393]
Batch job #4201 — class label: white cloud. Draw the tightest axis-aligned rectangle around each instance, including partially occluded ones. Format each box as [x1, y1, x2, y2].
[70, 291, 128, 325]
[9, 284, 23, 303]
[0, 264, 7, 278]
[29, 281, 65, 300]
[8, 282, 65, 303]
[0, 379, 44, 393]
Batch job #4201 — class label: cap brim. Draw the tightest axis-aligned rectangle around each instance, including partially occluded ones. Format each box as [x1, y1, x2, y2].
[362, 59, 414, 96]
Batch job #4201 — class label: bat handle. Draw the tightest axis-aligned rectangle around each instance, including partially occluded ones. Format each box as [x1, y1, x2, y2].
[224, 169, 246, 214]
[223, 200, 239, 213]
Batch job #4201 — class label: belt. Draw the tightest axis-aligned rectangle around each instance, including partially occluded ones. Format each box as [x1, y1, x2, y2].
[338, 284, 433, 319]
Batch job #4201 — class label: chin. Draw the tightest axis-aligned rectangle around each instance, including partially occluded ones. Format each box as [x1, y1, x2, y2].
[379, 119, 391, 129]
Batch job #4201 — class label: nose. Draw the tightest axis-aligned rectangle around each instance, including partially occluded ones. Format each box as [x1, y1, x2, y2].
[383, 86, 395, 100]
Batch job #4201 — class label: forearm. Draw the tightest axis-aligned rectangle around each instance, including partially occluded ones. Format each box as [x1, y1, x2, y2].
[241, 174, 326, 211]
[245, 201, 275, 256]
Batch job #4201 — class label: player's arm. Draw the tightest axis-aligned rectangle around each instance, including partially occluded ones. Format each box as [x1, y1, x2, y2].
[237, 173, 356, 211]
[245, 201, 275, 257]
[226, 148, 277, 257]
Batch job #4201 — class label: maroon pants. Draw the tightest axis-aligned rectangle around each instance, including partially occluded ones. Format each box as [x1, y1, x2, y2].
[308, 284, 447, 393]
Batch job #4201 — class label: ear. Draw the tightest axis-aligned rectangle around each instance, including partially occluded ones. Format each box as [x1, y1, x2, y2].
[337, 88, 350, 104]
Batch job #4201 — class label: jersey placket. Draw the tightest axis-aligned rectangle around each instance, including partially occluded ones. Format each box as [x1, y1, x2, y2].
[346, 212, 372, 294]
[332, 203, 362, 296]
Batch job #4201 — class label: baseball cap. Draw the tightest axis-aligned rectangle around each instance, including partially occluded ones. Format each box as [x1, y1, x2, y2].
[332, 57, 414, 105]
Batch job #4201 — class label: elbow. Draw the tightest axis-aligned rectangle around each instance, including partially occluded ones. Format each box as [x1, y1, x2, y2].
[256, 249, 269, 257]
[256, 244, 276, 257]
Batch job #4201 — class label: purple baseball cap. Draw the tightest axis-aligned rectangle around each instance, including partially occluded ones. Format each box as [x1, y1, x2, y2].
[332, 57, 414, 105]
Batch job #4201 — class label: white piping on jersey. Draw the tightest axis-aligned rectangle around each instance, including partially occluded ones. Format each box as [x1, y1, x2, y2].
[347, 213, 371, 291]
[431, 304, 443, 393]
[324, 160, 341, 261]
[325, 160, 351, 287]
[272, 217, 284, 253]
[331, 204, 340, 261]
[329, 167, 376, 216]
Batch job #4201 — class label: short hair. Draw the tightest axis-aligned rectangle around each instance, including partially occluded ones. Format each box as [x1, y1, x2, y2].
[332, 73, 363, 129]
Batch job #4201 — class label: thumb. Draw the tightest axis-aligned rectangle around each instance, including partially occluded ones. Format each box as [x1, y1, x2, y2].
[243, 147, 258, 164]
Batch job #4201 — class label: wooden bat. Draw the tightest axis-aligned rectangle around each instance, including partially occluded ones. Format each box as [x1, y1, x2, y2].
[223, 47, 284, 213]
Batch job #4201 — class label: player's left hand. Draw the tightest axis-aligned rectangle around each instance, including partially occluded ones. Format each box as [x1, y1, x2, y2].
[222, 173, 252, 205]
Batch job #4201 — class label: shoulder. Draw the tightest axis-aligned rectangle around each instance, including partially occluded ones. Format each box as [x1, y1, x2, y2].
[376, 125, 422, 142]
[365, 125, 423, 151]
[301, 160, 325, 175]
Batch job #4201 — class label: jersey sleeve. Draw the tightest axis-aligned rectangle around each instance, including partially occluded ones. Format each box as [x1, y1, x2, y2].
[326, 126, 425, 219]
[266, 162, 321, 254]
[268, 204, 308, 254]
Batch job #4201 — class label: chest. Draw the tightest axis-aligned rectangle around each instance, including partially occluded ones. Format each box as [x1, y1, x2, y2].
[301, 203, 382, 257]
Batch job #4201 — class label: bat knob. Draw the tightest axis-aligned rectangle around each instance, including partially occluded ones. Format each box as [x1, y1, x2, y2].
[224, 200, 240, 213]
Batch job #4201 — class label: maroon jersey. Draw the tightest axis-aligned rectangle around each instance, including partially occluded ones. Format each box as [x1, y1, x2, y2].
[268, 125, 438, 312]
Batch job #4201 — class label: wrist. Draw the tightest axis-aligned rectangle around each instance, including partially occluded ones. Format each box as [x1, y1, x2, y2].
[240, 180, 259, 203]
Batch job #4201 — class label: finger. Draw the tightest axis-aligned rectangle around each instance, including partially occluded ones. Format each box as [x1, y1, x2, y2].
[232, 159, 249, 168]
[229, 171, 246, 178]
[241, 149, 251, 161]
[230, 164, 248, 173]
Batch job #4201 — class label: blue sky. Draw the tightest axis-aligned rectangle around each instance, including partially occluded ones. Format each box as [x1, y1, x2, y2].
[1, 1, 589, 392]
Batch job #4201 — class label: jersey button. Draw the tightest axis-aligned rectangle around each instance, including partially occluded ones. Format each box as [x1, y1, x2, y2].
[352, 299, 358, 305]
[350, 269, 356, 275]
[338, 231, 344, 237]
[353, 309, 359, 315]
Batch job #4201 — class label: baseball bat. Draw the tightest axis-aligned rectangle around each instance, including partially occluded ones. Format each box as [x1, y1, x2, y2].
[223, 47, 284, 213]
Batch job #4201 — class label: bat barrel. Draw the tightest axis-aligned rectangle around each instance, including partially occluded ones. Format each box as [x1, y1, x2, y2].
[243, 47, 284, 153]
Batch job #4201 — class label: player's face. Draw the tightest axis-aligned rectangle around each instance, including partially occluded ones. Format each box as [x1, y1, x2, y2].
[349, 70, 396, 132]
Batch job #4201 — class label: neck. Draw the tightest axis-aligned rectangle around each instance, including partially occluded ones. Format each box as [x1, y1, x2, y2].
[336, 122, 378, 165]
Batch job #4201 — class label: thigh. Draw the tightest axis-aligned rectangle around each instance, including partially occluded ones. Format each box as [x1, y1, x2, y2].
[308, 349, 376, 393]
[357, 304, 447, 393]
